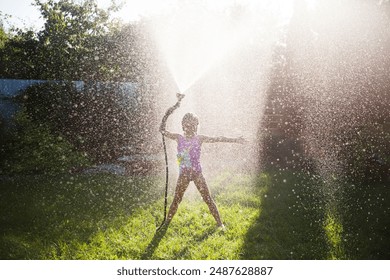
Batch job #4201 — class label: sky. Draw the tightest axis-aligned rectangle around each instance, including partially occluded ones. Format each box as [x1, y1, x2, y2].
[0, 0, 181, 30]
[0, 0, 304, 31]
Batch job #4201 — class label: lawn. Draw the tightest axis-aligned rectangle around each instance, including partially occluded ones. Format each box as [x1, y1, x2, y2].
[0, 170, 388, 259]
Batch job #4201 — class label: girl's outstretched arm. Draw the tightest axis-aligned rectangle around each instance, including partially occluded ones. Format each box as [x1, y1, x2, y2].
[199, 135, 245, 144]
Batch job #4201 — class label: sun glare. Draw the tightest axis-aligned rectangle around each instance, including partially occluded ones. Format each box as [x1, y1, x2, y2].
[153, 5, 253, 93]
[148, 0, 320, 93]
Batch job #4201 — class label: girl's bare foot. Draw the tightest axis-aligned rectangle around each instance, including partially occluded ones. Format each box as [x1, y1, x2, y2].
[218, 224, 226, 231]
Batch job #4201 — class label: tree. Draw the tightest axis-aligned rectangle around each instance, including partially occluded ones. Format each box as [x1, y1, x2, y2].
[0, 1, 164, 166]
[0, 29, 42, 79]
[0, 16, 7, 49]
[33, 0, 118, 80]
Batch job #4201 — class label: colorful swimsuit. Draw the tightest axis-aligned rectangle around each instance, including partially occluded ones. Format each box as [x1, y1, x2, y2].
[177, 135, 202, 175]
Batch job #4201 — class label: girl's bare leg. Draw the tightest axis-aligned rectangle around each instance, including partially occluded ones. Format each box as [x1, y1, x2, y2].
[194, 173, 224, 227]
[165, 173, 190, 224]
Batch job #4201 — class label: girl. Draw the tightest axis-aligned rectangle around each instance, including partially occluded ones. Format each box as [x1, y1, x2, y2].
[159, 94, 244, 229]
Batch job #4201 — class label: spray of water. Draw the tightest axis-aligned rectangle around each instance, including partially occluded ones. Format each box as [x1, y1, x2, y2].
[153, 5, 248, 93]
[276, 0, 389, 256]
[147, 0, 389, 238]
[149, 1, 298, 184]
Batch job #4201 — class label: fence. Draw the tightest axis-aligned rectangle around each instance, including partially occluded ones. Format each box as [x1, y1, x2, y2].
[0, 79, 138, 125]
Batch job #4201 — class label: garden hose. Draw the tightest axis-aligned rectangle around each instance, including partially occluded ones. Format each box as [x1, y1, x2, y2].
[156, 134, 169, 231]
[156, 93, 185, 231]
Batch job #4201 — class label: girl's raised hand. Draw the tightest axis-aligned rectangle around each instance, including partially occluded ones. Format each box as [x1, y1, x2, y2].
[176, 92, 185, 102]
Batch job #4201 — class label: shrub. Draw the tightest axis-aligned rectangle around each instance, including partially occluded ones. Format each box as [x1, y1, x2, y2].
[17, 81, 152, 163]
[1, 110, 90, 175]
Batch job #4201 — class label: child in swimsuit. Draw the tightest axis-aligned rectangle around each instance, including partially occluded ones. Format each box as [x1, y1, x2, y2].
[160, 101, 244, 229]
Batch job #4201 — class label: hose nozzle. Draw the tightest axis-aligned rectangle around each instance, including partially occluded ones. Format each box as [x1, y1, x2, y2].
[176, 92, 185, 101]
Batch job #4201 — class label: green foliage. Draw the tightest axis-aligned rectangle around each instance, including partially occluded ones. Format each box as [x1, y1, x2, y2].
[16, 82, 77, 128]
[17, 81, 146, 162]
[0, 115, 10, 161]
[1, 110, 89, 174]
[0, 29, 41, 79]
[32, 0, 159, 82]
[0, 1, 161, 161]
[0, 22, 8, 49]
[0, 0, 158, 82]
[34, 0, 113, 80]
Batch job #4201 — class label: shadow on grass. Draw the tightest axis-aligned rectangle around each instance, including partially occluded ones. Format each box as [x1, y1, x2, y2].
[338, 181, 390, 259]
[241, 172, 329, 259]
[173, 227, 218, 259]
[241, 170, 390, 259]
[141, 220, 218, 259]
[141, 226, 169, 259]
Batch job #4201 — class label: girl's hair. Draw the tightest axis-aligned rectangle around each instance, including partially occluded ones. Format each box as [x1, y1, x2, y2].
[182, 113, 199, 128]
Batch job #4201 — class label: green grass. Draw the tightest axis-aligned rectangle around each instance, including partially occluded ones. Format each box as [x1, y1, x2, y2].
[324, 212, 345, 260]
[0, 171, 388, 259]
[0, 173, 161, 259]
